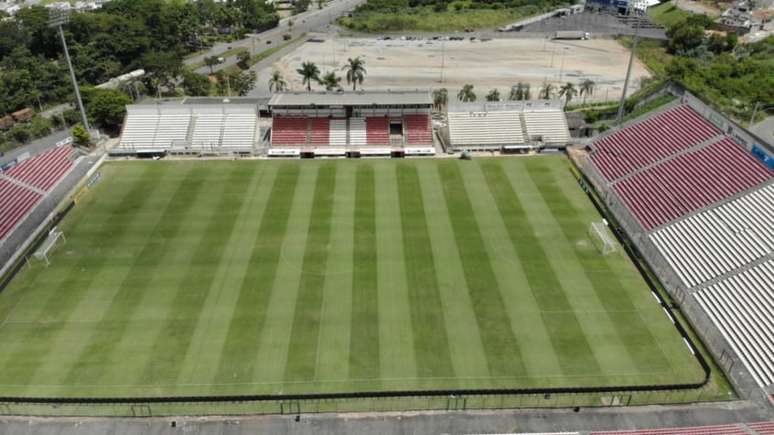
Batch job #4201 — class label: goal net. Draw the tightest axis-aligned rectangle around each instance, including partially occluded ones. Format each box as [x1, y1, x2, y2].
[30, 227, 65, 267]
[588, 220, 617, 255]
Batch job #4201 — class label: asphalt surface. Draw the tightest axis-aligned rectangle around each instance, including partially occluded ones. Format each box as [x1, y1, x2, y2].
[0, 129, 72, 167]
[0, 399, 771, 434]
[185, 0, 367, 75]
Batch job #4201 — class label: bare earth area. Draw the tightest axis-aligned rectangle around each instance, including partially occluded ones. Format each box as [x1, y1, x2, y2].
[262, 37, 651, 102]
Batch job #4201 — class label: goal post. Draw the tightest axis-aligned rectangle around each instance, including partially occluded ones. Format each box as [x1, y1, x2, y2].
[588, 220, 617, 255]
[30, 227, 66, 267]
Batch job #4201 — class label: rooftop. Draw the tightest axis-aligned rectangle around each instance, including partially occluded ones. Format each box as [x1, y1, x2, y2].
[268, 90, 432, 107]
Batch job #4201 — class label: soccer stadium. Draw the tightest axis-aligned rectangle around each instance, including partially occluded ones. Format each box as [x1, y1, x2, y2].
[1, 7, 774, 435]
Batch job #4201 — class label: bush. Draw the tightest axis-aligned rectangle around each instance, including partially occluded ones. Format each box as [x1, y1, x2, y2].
[63, 109, 82, 126]
[9, 124, 30, 143]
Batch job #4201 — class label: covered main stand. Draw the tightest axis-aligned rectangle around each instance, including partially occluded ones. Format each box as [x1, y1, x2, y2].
[268, 90, 435, 153]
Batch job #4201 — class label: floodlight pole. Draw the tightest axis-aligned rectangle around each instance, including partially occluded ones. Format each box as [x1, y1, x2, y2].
[50, 12, 91, 132]
[616, 5, 640, 125]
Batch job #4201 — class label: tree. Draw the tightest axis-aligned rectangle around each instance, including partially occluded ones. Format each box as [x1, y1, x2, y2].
[486, 89, 501, 102]
[523, 83, 531, 100]
[72, 124, 91, 147]
[297, 61, 321, 91]
[231, 70, 256, 96]
[87, 88, 132, 130]
[216, 70, 256, 96]
[204, 56, 221, 74]
[268, 70, 288, 93]
[540, 82, 555, 99]
[667, 23, 705, 54]
[558, 82, 577, 108]
[432, 88, 448, 110]
[579, 79, 595, 105]
[294, 0, 311, 13]
[457, 84, 476, 102]
[182, 70, 211, 96]
[236, 49, 251, 69]
[342, 56, 366, 91]
[320, 71, 342, 91]
[509, 82, 530, 101]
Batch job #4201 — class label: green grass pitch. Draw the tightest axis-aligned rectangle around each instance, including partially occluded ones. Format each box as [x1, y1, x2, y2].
[0, 156, 706, 398]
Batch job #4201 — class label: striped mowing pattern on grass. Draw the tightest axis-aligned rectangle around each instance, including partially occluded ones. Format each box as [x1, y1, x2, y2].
[0, 157, 705, 398]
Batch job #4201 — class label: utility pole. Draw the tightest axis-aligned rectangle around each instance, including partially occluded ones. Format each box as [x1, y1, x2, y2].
[48, 9, 90, 132]
[616, 5, 640, 125]
[439, 40, 446, 84]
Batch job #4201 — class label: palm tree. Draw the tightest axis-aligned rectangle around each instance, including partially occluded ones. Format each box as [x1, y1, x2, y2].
[342, 56, 366, 91]
[297, 61, 320, 92]
[540, 82, 555, 100]
[432, 88, 448, 110]
[580, 79, 595, 105]
[523, 83, 531, 100]
[558, 82, 578, 108]
[509, 82, 526, 101]
[268, 70, 288, 93]
[486, 89, 501, 102]
[320, 71, 342, 91]
[457, 84, 476, 102]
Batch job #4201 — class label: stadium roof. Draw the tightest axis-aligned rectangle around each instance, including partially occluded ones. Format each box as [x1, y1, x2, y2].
[268, 90, 432, 107]
[448, 99, 563, 113]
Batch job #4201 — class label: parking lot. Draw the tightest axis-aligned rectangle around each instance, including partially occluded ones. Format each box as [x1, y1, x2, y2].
[261, 36, 651, 102]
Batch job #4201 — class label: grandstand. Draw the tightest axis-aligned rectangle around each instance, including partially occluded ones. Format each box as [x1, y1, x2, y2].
[445, 100, 570, 151]
[582, 96, 774, 397]
[117, 103, 258, 153]
[267, 91, 434, 153]
[0, 144, 75, 242]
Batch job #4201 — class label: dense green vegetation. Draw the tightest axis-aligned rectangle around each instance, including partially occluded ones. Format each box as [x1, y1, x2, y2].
[340, 0, 568, 32]
[0, 0, 276, 149]
[647, 1, 693, 28]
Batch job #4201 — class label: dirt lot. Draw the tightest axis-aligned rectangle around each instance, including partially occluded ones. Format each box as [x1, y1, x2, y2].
[263, 37, 651, 102]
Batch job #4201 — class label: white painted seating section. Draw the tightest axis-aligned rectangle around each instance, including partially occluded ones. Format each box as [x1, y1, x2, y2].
[694, 259, 774, 389]
[523, 110, 570, 144]
[221, 113, 256, 150]
[119, 106, 160, 149]
[650, 183, 774, 288]
[349, 117, 367, 146]
[329, 119, 347, 146]
[447, 111, 524, 146]
[153, 111, 190, 148]
[190, 113, 224, 149]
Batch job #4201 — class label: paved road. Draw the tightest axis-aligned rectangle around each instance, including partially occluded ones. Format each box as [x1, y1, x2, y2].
[749, 115, 774, 147]
[186, 0, 366, 74]
[0, 129, 72, 167]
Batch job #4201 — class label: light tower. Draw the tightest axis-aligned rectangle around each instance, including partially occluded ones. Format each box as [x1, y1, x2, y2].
[616, 3, 642, 125]
[48, 8, 91, 132]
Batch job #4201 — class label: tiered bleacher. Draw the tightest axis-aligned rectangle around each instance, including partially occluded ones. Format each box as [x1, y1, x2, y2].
[523, 110, 571, 144]
[268, 91, 434, 149]
[119, 106, 159, 151]
[308, 117, 330, 145]
[591, 104, 720, 181]
[445, 100, 569, 150]
[447, 109, 524, 147]
[694, 259, 774, 390]
[404, 114, 433, 145]
[614, 138, 772, 230]
[366, 117, 389, 145]
[3, 145, 74, 191]
[0, 179, 41, 241]
[0, 145, 74, 241]
[349, 117, 367, 146]
[153, 109, 190, 148]
[329, 119, 347, 146]
[118, 104, 257, 152]
[586, 100, 774, 395]
[650, 184, 774, 288]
